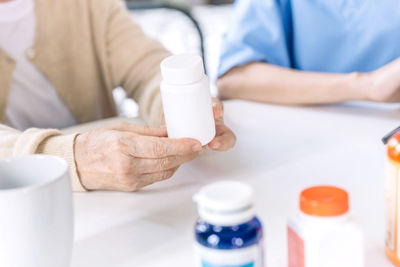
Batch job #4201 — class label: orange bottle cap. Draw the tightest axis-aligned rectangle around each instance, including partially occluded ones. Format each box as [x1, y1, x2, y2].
[388, 132, 400, 162]
[300, 186, 349, 217]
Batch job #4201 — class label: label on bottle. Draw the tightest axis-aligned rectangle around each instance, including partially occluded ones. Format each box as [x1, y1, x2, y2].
[195, 243, 263, 267]
[287, 225, 305, 267]
[385, 160, 398, 252]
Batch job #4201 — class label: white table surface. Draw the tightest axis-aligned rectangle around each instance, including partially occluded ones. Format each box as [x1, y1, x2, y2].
[70, 100, 400, 267]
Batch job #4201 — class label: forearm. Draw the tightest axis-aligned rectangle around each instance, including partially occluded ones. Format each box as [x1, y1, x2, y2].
[0, 124, 85, 191]
[217, 62, 368, 105]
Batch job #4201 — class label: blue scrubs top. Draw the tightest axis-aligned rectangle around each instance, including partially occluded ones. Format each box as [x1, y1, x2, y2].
[218, 0, 400, 76]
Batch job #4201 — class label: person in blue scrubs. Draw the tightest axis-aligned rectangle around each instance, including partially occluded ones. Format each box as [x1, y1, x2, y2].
[217, 0, 400, 105]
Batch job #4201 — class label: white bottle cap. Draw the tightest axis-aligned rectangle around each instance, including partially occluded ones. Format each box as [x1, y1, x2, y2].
[193, 181, 256, 226]
[160, 54, 205, 85]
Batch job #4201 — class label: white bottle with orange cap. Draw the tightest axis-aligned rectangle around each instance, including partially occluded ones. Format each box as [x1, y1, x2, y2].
[384, 132, 400, 266]
[287, 186, 364, 267]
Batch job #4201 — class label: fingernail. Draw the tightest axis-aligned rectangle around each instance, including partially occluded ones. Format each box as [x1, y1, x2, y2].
[212, 142, 220, 149]
[192, 144, 203, 152]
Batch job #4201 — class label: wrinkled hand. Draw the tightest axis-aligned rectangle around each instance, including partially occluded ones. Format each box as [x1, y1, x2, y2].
[207, 98, 236, 151]
[74, 123, 203, 191]
[366, 57, 400, 102]
[161, 98, 236, 151]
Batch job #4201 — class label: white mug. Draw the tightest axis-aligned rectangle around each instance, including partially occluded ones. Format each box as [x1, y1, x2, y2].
[0, 155, 74, 267]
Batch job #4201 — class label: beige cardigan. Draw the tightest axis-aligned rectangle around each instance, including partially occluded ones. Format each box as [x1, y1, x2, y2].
[0, 0, 170, 191]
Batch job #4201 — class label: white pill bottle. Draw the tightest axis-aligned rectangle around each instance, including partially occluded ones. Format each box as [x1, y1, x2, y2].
[160, 54, 216, 146]
[384, 132, 400, 266]
[287, 186, 364, 267]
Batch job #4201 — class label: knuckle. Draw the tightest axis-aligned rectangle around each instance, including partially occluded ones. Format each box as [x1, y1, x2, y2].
[159, 157, 171, 170]
[127, 182, 140, 192]
[125, 182, 140, 192]
[127, 136, 139, 155]
[110, 135, 125, 151]
[118, 175, 139, 192]
[160, 169, 175, 181]
[159, 172, 169, 181]
[115, 141, 126, 154]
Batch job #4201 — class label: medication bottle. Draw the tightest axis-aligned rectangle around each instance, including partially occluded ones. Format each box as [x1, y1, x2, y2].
[193, 181, 264, 267]
[160, 54, 216, 146]
[385, 132, 400, 266]
[287, 186, 364, 267]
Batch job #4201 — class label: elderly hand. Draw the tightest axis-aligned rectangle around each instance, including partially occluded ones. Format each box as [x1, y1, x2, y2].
[207, 98, 236, 151]
[161, 98, 236, 151]
[74, 123, 203, 191]
[365, 57, 400, 102]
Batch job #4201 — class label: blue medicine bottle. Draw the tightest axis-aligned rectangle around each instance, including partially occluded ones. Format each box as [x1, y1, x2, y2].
[193, 181, 264, 267]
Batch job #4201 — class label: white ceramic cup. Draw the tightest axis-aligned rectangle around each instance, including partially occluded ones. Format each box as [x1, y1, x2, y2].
[0, 155, 74, 267]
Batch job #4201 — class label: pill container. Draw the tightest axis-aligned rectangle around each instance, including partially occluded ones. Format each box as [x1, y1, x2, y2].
[287, 186, 364, 267]
[385, 132, 400, 266]
[160, 54, 215, 146]
[193, 181, 264, 267]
